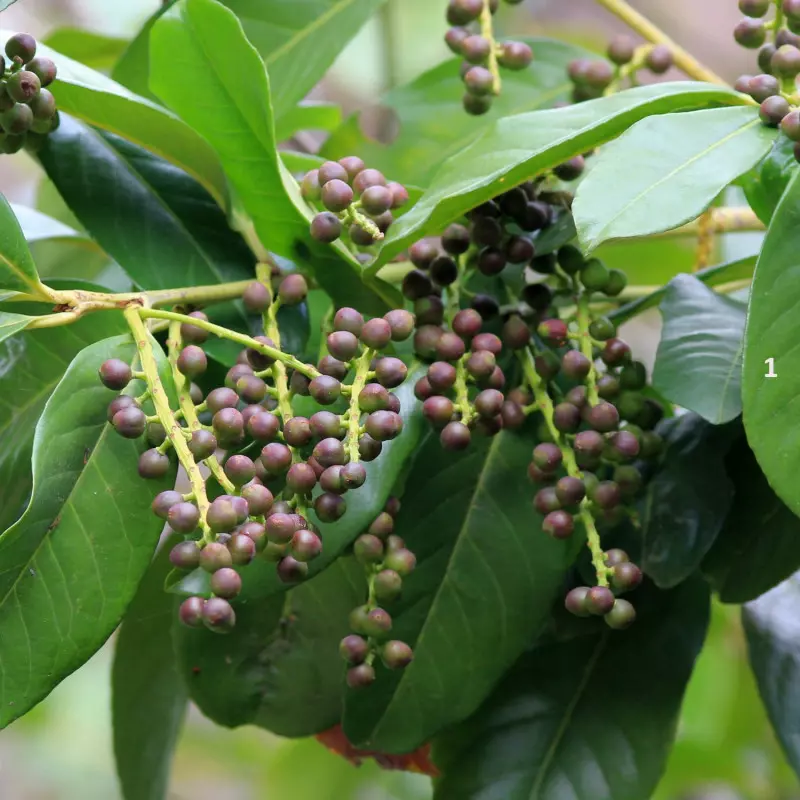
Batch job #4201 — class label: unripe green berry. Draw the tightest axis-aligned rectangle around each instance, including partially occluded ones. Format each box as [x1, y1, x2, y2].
[374, 569, 403, 603]
[381, 640, 414, 669]
[605, 598, 636, 629]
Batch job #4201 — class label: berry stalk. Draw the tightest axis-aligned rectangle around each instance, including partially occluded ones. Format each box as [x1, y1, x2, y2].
[520, 347, 611, 587]
[593, 0, 728, 86]
[345, 347, 375, 463]
[166, 320, 236, 495]
[576, 292, 601, 407]
[479, 0, 502, 95]
[138, 307, 321, 380]
[124, 306, 213, 541]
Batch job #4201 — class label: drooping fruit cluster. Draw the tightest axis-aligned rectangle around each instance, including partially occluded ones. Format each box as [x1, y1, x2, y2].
[566, 38, 674, 102]
[734, 1, 800, 160]
[101, 275, 416, 633]
[302, 157, 409, 248]
[340, 498, 416, 688]
[443, 0, 533, 115]
[522, 246, 665, 628]
[0, 34, 59, 154]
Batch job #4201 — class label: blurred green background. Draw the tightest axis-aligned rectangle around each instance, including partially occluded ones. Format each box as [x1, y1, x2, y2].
[0, 1, 794, 798]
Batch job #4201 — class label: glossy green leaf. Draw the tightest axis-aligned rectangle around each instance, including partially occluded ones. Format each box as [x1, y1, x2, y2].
[743, 571, 800, 780]
[43, 27, 129, 71]
[38, 115, 253, 294]
[610, 255, 757, 326]
[0, 334, 176, 728]
[322, 38, 599, 188]
[275, 102, 342, 142]
[574, 106, 774, 252]
[372, 82, 749, 271]
[743, 169, 800, 517]
[149, 0, 397, 315]
[177, 557, 365, 737]
[433, 578, 710, 800]
[343, 427, 580, 754]
[172, 368, 426, 601]
[703, 438, 800, 604]
[0, 28, 227, 209]
[654, 274, 747, 425]
[0, 193, 43, 295]
[741, 134, 797, 224]
[640, 414, 737, 589]
[113, 535, 187, 800]
[0, 312, 33, 343]
[0, 309, 126, 533]
[115, 0, 385, 123]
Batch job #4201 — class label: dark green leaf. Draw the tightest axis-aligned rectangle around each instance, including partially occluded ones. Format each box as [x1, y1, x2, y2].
[172, 367, 427, 601]
[43, 27, 129, 71]
[742, 169, 800, 517]
[149, 0, 397, 315]
[574, 106, 774, 251]
[609, 255, 757, 325]
[0, 193, 43, 295]
[177, 557, 365, 737]
[115, 0, 385, 124]
[743, 572, 800, 780]
[322, 38, 600, 188]
[0, 334, 176, 728]
[372, 82, 750, 270]
[741, 134, 797, 224]
[0, 310, 127, 533]
[640, 414, 738, 588]
[703, 438, 800, 603]
[343, 427, 581, 754]
[113, 535, 188, 800]
[433, 577, 710, 800]
[38, 115, 253, 293]
[654, 274, 747, 425]
[0, 28, 227, 208]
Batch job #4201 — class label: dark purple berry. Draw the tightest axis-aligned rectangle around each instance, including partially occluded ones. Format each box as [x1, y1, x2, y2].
[99, 359, 132, 390]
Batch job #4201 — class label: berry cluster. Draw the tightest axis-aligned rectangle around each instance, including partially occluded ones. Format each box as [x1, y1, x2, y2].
[444, 0, 533, 115]
[733, 1, 800, 160]
[566, 37, 674, 102]
[302, 157, 408, 248]
[0, 34, 59, 154]
[340, 499, 416, 688]
[101, 275, 416, 633]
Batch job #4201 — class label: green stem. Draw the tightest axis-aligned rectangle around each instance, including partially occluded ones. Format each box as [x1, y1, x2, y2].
[346, 348, 374, 463]
[520, 348, 610, 587]
[139, 308, 320, 380]
[576, 292, 600, 407]
[480, 0, 501, 95]
[167, 321, 235, 495]
[125, 306, 213, 542]
[345, 205, 384, 241]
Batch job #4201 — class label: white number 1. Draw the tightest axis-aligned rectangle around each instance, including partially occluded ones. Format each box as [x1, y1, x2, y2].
[765, 358, 778, 378]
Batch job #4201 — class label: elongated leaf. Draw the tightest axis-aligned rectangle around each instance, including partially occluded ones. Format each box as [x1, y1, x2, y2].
[116, 0, 385, 123]
[654, 274, 747, 425]
[743, 572, 800, 779]
[178, 557, 365, 737]
[574, 106, 774, 251]
[0, 29, 227, 208]
[343, 427, 580, 754]
[704, 438, 800, 603]
[323, 39, 600, 188]
[38, 115, 252, 294]
[0, 310, 126, 533]
[433, 578, 710, 800]
[172, 367, 427, 601]
[0, 193, 42, 295]
[0, 334, 176, 728]
[149, 0, 397, 315]
[43, 28, 129, 71]
[741, 134, 796, 224]
[639, 414, 737, 589]
[0, 312, 33, 342]
[372, 82, 749, 270]
[113, 535, 187, 800]
[743, 169, 800, 517]
[610, 255, 757, 325]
